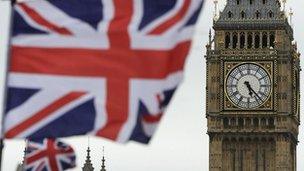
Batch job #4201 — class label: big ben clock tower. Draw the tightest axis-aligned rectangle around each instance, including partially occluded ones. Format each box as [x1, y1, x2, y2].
[206, 0, 300, 170]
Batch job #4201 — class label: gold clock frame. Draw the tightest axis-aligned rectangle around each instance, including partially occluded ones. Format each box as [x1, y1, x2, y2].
[223, 61, 274, 111]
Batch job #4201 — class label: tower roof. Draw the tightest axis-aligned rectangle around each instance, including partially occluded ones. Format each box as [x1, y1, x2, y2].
[219, 0, 282, 20]
[82, 147, 94, 171]
[214, 0, 293, 35]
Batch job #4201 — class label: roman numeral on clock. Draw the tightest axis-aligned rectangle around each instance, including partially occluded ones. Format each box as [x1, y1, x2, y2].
[227, 84, 237, 88]
[254, 95, 261, 105]
[238, 67, 244, 76]
[260, 84, 270, 88]
[259, 75, 268, 81]
[237, 96, 244, 105]
[232, 91, 239, 96]
[258, 91, 268, 98]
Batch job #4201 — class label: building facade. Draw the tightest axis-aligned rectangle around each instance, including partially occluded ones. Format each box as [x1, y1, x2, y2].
[206, 0, 300, 170]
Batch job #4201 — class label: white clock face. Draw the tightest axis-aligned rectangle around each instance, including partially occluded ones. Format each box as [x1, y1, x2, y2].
[226, 63, 272, 109]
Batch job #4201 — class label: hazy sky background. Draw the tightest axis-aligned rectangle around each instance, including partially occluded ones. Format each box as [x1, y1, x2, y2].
[0, 0, 303, 170]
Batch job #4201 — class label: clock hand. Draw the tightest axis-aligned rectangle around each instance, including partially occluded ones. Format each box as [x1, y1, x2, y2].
[251, 88, 263, 102]
[245, 81, 263, 102]
[244, 81, 253, 97]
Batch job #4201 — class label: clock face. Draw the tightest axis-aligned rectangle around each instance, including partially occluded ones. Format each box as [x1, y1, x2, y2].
[226, 63, 272, 109]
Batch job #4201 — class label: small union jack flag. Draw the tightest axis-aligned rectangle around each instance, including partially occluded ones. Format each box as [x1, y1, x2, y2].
[25, 139, 76, 171]
[4, 0, 204, 144]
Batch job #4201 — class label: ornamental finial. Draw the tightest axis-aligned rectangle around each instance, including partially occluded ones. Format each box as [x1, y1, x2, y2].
[100, 147, 106, 171]
[213, 0, 219, 20]
[289, 8, 294, 25]
[282, 0, 287, 11]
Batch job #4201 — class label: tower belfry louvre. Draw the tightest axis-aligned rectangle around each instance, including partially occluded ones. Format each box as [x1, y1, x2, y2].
[206, 0, 300, 170]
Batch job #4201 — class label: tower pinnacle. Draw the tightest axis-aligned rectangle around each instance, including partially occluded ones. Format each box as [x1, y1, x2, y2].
[82, 147, 94, 171]
[100, 147, 106, 171]
[213, 0, 219, 20]
[289, 8, 294, 25]
[282, 0, 287, 11]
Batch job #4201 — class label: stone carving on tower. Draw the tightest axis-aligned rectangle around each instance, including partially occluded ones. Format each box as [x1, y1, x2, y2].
[206, 0, 300, 170]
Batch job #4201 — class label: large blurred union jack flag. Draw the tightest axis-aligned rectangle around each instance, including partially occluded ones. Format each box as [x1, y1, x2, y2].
[4, 0, 204, 143]
[25, 139, 76, 171]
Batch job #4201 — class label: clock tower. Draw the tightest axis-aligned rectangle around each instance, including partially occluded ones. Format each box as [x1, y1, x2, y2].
[206, 0, 300, 170]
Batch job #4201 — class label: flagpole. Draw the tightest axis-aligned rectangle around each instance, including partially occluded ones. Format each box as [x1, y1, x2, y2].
[0, 0, 16, 170]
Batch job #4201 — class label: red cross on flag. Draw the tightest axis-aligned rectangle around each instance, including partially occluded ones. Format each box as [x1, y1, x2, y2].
[4, 0, 204, 144]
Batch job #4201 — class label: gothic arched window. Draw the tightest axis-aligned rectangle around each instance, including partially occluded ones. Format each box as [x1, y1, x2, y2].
[238, 118, 244, 127]
[255, 33, 260, 48]
[262, 0, 267, 4]
[223, 118, 229, 128]
[248, 33, 253, 48]
[241, 11, 246, 19]
[262, 33, 268, 48]
[261, 118, 266, 126]
[268, 11, 274, 18]
[270, 33, 275, 48]
[237, 0, 240, 5]
[269, 118, 275, 127]
[245, 118, 251, 126]
[233, 33, 238, 49]
[253, 118, 259, 127]
[256, 11, 261, 19]
[250, 0, 254, 4]
[228, 11, 233, 18]
[240, 32, 245, 49]
[225, 33, 231, 48]
[231, 118, 236, 126]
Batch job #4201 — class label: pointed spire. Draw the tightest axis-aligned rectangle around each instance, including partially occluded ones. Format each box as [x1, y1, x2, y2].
[289, 8, 294, 25]
[22, 144, 27, 165]
[82, 142, 94, 171]
[209, 29, 212, 45]
[100, 147, 106, 171]
[282, 0, 287, 12]
[213, 0, 219, 21]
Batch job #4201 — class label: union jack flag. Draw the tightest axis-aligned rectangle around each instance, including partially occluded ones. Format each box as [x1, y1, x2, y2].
[4, 0, 204, 143]
[24, 139, 76, 171]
